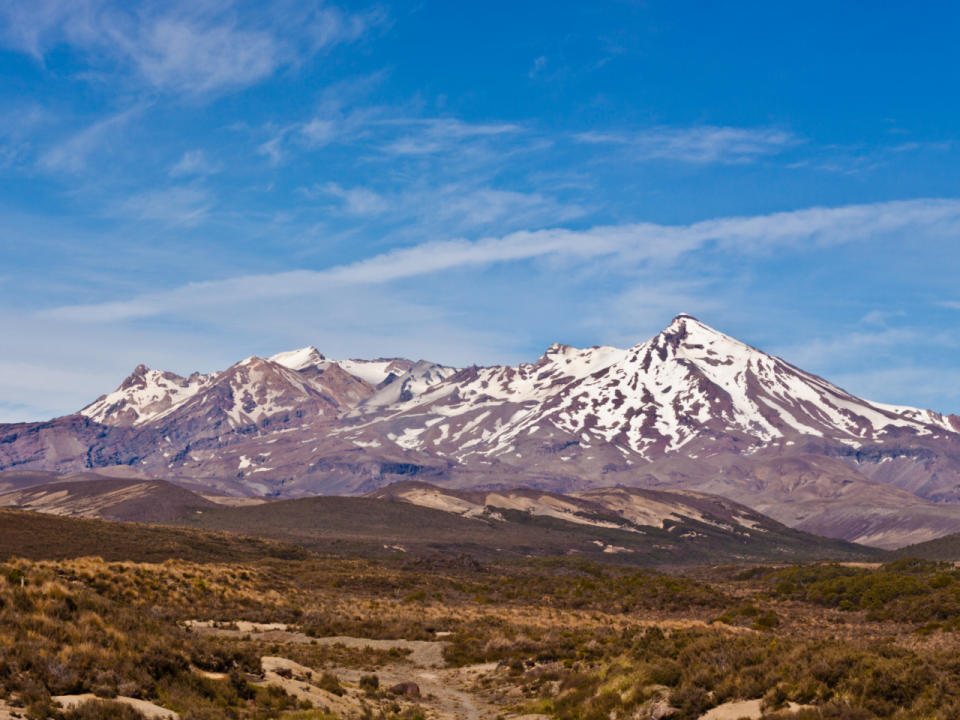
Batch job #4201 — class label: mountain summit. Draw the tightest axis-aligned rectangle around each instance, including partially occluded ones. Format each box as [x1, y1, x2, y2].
[2, 315, 959, 548]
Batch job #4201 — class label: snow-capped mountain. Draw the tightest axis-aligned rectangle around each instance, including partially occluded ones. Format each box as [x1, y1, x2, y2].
[4, 315, 960, 548]
[342, 314, 958, 465]
[81, 349, 455, 430]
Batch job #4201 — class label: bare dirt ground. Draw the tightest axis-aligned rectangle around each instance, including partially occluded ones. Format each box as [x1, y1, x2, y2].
[190, 621, 511, 720]
[698, 699, 811, 719]
[53, 694, 179, 719]
[185, 621, 448, 667]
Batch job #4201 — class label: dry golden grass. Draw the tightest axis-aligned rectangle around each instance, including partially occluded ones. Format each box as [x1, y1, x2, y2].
[3, 552, 960, 719]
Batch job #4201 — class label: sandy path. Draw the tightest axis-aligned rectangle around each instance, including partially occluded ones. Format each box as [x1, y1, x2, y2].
[339, 662, 502, 720]
[53, 694, 178, 719]
[306, 635, 447, 668]
[698, 699, 810, 719]
[185, 621, 447, 667]
[255, 652, 502, 720]
[191, 620, 506, 720]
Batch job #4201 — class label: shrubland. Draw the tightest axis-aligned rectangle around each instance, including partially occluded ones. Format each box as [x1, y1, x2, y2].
[1, 543, 960, 719]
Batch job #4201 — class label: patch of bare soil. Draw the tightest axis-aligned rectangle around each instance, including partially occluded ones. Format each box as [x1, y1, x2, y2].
[190, 620, 510, 720]
[53, 694, 179, 719]
[698, 699, 811, 719]
[185, 621, 448, 667]
[256, 652, 503, 720]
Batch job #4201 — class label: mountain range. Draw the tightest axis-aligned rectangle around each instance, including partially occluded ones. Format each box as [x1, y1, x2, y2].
[2, 314, 959, 549]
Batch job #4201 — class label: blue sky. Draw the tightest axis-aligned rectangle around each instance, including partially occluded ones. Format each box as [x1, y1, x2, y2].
[1, 1, 959, 421]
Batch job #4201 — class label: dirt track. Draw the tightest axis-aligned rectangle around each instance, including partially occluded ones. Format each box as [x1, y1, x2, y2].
[189, 621, 505, 720]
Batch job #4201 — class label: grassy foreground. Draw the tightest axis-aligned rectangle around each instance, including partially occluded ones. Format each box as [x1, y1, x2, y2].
[3, 511, 960, 718]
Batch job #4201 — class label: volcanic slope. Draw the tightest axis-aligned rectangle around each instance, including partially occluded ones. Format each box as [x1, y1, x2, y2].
[0, 507, 308, 563]
[170, 481, 881, 565]
[0, 474, 220, 522]
[2, 315, 960, 548]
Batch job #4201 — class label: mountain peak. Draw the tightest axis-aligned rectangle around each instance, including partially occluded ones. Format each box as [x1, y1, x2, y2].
[543, 342, 574, 356]
[270, 346, 327, 371]
[654, 314, 748, 353]
[664, 313, 719, 336]
[118, 364, 156, 390]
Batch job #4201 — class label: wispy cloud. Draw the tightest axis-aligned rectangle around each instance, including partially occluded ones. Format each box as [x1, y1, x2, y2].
[255, 104, 524, 172]
[787, 138, 954, 176]
[169, 149, 220, 177]
[379, 118, 522, 156]
[113, 15, 280, 95]
[307, 181, 587, 231]
[111, 186, 211, 226]
[773, 327, 952, 370]
[42, 198, 960, 323]
[575, 125, 798, 164]
[860, 309, 905, 326]
[830, 367, 960, 415]
[528, 55, 547, 79]
[0, 0, 381, 97]
[254, 78, 386, 162]
[318, 183, 390, 216]
[38, 105, 142, 173]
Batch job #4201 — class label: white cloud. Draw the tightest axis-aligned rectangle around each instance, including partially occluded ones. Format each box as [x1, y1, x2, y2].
[257, 135, 287, 165]
[575, 125, 798, 164]
[773, 328, 932, 370]
[112, 16, 280, 95]
[0, 0, 380, 97]
[380, 118, 523, 156]
[301, 179, 587, 234]
[259, 110, 523, 168]
[301, 118, 339, 147]
[860, 309, 905, 326]
[112, 187, 211, 226]
[528, 55, 547, 78]
[830, 367, 960, 415]
[169, 149, 220, 177]
[418, 186, 585, 231]
[38, 105, 142, 173]
[41, 197, 960, 323]
[321, 183, 390, 216]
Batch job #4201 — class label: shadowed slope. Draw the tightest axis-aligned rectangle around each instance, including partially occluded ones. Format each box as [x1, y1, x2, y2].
[0, 508, 308, 563]
[170, 487, 883, 565]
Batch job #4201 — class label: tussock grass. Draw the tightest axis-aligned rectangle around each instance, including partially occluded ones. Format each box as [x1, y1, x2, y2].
[2, 546, 960, 719]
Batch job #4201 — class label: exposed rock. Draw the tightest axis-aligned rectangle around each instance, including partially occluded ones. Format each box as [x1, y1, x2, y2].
[388, 682, 421, 698]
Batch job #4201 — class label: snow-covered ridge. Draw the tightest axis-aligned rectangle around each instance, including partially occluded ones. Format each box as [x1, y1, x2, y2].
[340, 314, 960, 461]
[79, 317, 959, 460]
[81, 348, 458, 428]
[81, 366, 212, 426]
[269, 346, 328, 371]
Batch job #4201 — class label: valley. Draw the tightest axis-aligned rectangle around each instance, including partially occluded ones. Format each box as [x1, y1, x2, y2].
[4, 511, 960, 719]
